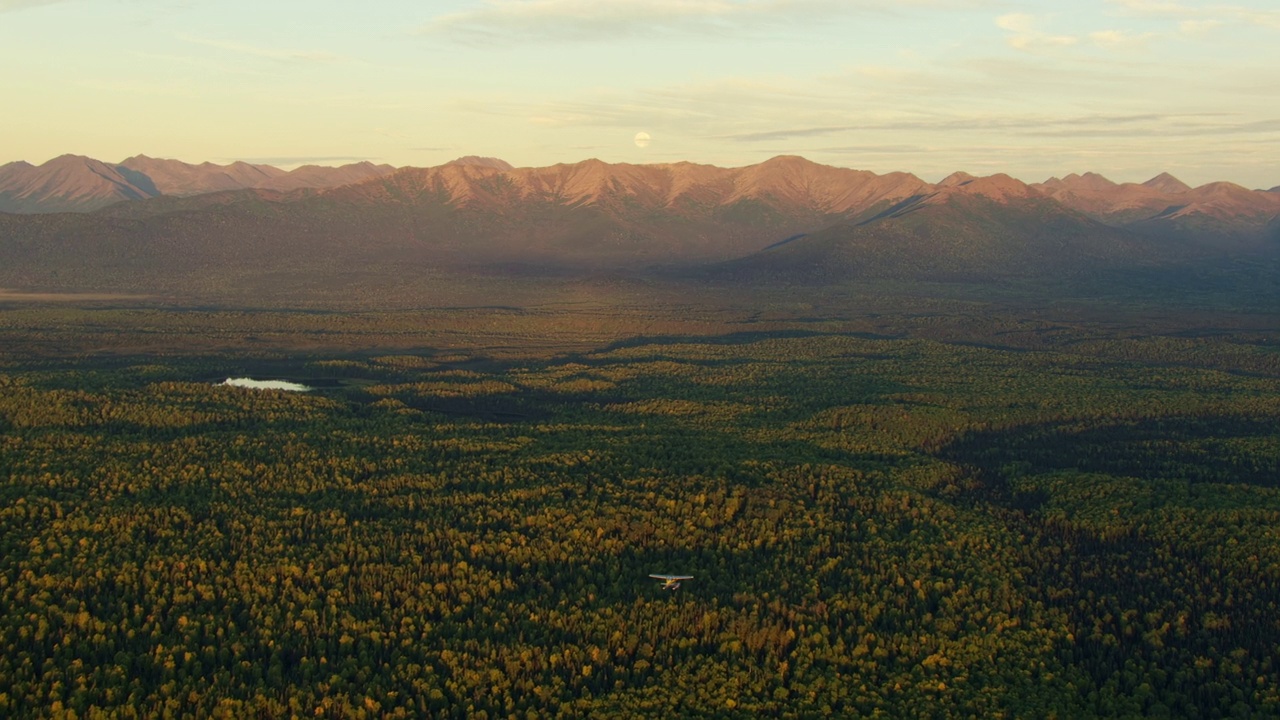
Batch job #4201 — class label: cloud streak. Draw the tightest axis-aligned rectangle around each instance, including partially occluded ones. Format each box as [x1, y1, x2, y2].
[452, 74, 846, 133]
[1108, 0, 1280, 31]
[420, 0, 964, 44]
[996, 13, 1078, 50]
[423, 0, 811, 43]
[450, 47, 1270, 151]
[178, 35, 341, 63]
[1089, 29, 1155, 47]
[1025, 116, 1280, 138]
[0, 0, 67, 11]
[719, 113, 1224, 142]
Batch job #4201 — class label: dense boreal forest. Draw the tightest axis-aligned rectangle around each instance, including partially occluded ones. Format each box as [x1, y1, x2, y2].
[0, 296, 1278, 718]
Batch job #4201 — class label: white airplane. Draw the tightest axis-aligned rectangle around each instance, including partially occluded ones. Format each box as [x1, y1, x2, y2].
[650, 574, 693, 590]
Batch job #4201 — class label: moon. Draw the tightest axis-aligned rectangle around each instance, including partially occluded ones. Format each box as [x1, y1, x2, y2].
[634, 131, 651, 148]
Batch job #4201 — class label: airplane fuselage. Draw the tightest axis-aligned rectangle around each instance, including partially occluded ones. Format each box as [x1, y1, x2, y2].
[650, 574, 693, 590]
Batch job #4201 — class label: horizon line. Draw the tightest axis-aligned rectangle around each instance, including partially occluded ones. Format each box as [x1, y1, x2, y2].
[3, 151, 1277, 192]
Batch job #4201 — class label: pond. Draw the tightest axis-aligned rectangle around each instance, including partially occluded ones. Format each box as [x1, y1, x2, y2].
[219, 378, 313, 392]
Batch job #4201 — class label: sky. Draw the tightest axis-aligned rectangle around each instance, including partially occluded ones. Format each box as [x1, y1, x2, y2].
[2, 0, 1278, 188]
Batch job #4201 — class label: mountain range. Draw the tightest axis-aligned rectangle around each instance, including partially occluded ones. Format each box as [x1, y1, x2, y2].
[0, 154, 1276, 296]
[0, 154, 397, 214]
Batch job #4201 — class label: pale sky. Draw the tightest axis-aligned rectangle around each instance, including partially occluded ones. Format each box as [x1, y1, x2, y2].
[2, 0, 1278, 188]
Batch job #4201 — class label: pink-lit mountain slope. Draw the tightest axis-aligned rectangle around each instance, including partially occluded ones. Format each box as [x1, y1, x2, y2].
[300, 155, 935, 264]
[0, 155, 398, 213]
[329, 155, 931, 226]
[0, 155, 161, 213]
[0, 156, 936, 291]
[719, 172, 1162, 282]
[1034, 172, 1280, 243]
[5, 153, 1274, 247]
[117, 155, 285, 196]
[0, 156, 1274, 295]
[254, 161, 396, 192]
[1143, 172, 1192, 194]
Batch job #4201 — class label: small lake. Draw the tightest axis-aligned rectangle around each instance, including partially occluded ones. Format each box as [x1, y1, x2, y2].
[219, 378, 313, 392]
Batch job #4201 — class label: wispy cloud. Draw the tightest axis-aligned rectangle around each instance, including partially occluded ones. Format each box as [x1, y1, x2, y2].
[1177, 18, 1222, 33]
[1107, 0, 1196, 15]
[0, 0, 68, 12]
[996, 13, 1078, 50]
[74, 77, 205, 99]
[1233, 7, 1280, 29]
[1089, 29, 1155, 47]
[1108, 0, 1280, 31]
[420, 0, 968, 44]
[452, 74, 846, 134]
[1026, 116, 1280, 138]
[178, 35, 341, 63]
[453, 55, 1276, 176]
[811, 143, 929, 154]
[721, 113, 1203, 142]
[726, 125, 859, 142]
[448, 50, 1258, 151]
[424, 0, 805, 43]
[128, 50, 262, 77]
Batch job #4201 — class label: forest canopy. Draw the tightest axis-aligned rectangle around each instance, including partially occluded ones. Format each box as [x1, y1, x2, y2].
[0, 302, 1278, 718]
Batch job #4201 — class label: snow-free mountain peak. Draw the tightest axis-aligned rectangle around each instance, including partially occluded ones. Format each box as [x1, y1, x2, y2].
[1142, 172, 1192, 194]
[446, 156, 515, 171]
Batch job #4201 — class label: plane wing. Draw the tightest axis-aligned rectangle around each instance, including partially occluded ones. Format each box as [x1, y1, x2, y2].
[649, 574, 694, 580]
